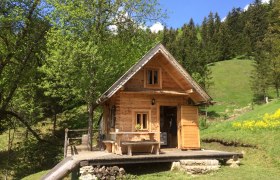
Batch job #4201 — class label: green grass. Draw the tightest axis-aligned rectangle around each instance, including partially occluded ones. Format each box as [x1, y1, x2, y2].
[134, 144, 280, 180]
[202, 100, 280, 165]
[208, 59, 254, 114]
[22, 170, 49, 180]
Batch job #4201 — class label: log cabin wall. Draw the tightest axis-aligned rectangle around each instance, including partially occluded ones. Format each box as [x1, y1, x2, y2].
[101, 51, 201, 150]
[124, 53, 185, 91]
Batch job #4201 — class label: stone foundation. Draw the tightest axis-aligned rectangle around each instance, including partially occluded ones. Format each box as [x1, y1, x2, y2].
[79, 165, 126, 180]
[171, 159, 220, 174]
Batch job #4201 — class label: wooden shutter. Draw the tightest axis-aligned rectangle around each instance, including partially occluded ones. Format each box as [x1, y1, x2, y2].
[180, 106, 200, 149]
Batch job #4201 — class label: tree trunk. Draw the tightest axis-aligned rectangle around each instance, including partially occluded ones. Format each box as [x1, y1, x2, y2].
[53, 110, 57, 135]
[2, 110, 47, 142]
[276, 83, 279, 98]
[88, 102, 98, 151]
[88, 103, 94, 151]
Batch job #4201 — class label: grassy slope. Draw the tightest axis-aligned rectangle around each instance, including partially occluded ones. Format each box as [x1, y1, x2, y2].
[22, 170, 49, 180]
[202, 100, 280, 165]
[208, 59, 254, 113]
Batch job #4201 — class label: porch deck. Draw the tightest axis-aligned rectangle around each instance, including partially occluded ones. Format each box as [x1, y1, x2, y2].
[42, 148, 243, 179]
[74, 148, 243, 166]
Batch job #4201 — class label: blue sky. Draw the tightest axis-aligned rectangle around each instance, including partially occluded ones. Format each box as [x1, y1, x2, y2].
[156, 0, 263, 28]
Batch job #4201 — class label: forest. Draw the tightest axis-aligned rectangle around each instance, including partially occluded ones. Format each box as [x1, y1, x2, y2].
[0, 0, 280, 179]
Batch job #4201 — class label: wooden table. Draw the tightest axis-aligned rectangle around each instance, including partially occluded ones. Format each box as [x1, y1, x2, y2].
[109, 131, 160, 155]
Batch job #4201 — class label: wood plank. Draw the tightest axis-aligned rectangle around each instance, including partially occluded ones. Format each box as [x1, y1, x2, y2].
[180, 105, 200, 149]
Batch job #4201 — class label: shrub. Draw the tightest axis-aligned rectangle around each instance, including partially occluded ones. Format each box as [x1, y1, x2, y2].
[199, 117, 208, 130]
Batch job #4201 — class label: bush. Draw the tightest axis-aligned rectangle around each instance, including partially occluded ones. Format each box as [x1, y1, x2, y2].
[199, 117, 208, 130]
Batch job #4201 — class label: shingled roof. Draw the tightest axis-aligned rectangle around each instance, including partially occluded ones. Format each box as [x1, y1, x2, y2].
[96, 43, 212, 104]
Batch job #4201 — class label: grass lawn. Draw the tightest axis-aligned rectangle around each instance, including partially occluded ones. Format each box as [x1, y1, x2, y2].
[202, 100, 280, 164]
[132, 144, 280, 180]
[207, 59, 255, 116]
[22, 170, 49, 180]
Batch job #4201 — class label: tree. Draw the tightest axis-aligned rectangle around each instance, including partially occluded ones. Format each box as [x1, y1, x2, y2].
[0, 0, 50, 140]
[225, 8, 248, 57]
[251, 0, 280, 101]
[251, 43, 271, 102]
[244, 0, 270, 53]
[262, 0, 280, 98]
[41, 0, 163, 149]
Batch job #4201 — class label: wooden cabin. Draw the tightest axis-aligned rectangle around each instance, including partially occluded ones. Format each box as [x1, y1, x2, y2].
[96, 44, 211, 155]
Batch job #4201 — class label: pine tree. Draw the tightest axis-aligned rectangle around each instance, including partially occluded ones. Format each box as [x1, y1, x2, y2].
[244, 0, 270, 53]
[251, 0, 280, 100]
[263, 0, 280, 97]
[251, 43, 271, 102]
[226, 8, 248, 57]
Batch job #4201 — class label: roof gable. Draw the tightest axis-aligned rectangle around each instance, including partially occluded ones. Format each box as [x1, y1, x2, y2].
[97, 43, 211, 104]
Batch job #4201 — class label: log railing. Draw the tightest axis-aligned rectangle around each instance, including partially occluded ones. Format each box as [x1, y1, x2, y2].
[64, 128, 95, 158]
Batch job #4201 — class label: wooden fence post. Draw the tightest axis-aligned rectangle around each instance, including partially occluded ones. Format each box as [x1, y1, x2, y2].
[64, 128, 68, 158]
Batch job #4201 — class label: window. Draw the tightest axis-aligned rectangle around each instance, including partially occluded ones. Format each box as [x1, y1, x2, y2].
[135, 112, 148, 130]
[110, 105, 116, 128]
[144, 68, 161, 88]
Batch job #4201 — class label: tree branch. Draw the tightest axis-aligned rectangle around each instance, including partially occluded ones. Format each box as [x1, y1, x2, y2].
[2, 110, 47, 143]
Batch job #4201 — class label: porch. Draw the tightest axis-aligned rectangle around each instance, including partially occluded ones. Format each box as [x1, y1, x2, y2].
[74, 148, 243, 166]
[42, 148, 243, 179]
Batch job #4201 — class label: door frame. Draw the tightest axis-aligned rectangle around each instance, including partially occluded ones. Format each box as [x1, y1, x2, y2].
[157, 102, 180, 148]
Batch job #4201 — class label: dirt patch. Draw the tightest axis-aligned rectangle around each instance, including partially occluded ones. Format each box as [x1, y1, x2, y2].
[202, 138, 257, 148]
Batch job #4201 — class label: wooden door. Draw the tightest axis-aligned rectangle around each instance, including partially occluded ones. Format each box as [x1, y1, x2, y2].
[180, 106, 200, 149]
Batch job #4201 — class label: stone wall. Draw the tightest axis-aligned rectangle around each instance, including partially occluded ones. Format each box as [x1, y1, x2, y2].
[171, 159, 220, 174]
[79, 165, 126, 180]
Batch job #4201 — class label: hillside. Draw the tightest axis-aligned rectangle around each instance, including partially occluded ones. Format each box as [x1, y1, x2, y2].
[200, 100, 280, 179]
[207, 59, 254, 115]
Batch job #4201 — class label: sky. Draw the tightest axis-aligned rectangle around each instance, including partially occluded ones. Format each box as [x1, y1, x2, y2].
[149, 0, 270, 33]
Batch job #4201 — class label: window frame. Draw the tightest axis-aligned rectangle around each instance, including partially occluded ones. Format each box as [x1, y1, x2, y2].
[110, 105, 116, 128]
[144, 67, 162, 89]
[133, 110, 151, 131]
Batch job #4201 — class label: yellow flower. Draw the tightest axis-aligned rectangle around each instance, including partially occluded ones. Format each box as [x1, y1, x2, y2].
[232, 109, 280, 130]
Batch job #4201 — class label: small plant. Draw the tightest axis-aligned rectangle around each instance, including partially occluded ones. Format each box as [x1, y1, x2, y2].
[222, 113, 229, 120]
[199, 117, 208, 130]
[135, 124, 141, 131]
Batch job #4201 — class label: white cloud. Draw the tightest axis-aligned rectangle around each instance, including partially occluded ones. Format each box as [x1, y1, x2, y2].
[244, 0, 270, 11]
[139, 24, 147, 30]
[108, 25, 117, 32]
[150, 22, 164, 33]
[244, 4, 250, 11]
[262, 0, 270, 4]
[221, 16, 227, 22]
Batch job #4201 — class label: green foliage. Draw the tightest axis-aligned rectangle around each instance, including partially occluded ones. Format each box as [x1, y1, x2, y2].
[0, 0, 51, 133]
[11, 137, 62, 178]
[1, 1, 164, 179]
[41, 0, 162, 109]
[199, 117, 208, 130]
[162, 18, 212, 89]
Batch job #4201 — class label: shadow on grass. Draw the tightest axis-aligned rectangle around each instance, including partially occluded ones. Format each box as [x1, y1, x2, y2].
[207, 111, 221, 119]
[122, 162, 172, 176]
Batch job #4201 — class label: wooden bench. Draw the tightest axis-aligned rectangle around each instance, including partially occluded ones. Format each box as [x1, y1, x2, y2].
[102, 140, 115, 153]
[122, 141, 160, 156]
